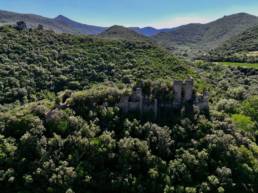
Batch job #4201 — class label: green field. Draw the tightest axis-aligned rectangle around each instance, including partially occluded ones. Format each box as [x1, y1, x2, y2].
[217, 62, 258, 69]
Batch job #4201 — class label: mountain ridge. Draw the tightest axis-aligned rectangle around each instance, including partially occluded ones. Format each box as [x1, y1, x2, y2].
[0, 9, 172, 36]
[153, 12, 258, 58]
[0, 9, 80, 34]
[1, 9, 258, 59]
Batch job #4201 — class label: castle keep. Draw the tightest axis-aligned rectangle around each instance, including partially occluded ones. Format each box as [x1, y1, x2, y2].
[118, 79, 208, 119]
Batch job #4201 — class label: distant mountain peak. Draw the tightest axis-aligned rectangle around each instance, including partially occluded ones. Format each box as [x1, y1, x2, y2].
[55, 14, 66, 19]
[53, 14, 106, 34]
[54, 15, 73, 22]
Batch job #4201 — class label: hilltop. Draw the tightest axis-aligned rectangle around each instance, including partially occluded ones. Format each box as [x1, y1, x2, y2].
[99, 25, 152, 42]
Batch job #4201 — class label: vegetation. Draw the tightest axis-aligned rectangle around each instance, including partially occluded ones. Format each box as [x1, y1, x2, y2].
[196, 61, 258, 136]
[207, 25, 258, 63]
[0, 83, 257, 193]
[0, 25, 257, 193]
[214, 62, 258, 69]
[99, 25, 152, 42]
[0, 26, 192, 105]
[153, 13, 258, 58]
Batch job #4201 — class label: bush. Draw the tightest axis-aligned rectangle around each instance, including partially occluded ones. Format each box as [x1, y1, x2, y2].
[231, 114, 255, 132]
[216, 99, 240, 114]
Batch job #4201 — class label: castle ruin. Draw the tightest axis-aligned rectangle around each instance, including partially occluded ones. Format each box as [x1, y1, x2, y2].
[16, 21, 27, 31]
[118, 79, 209, 119]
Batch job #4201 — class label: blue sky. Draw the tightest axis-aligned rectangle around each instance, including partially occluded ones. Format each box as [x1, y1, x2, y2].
[0, 0, 258, 28]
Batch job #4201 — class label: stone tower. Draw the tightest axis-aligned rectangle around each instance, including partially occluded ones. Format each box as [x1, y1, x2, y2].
[184, 78, 193, 102]
[173, 80, 183, 107]
[202, 91, 209, 110]
[119, 96, 129, 113]
[135, 88, 143, 114]
[16, 21, 27, 31]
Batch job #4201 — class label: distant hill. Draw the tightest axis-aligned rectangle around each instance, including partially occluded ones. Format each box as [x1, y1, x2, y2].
[99, 25, 152, 42]
[131, 27, 171, 36]
[0, 10, 106, 34]
[0, 9, 171, 36]
[153, 13, 258, 58]
[207, 25, 258, 62]
[2, 9, 258, 59]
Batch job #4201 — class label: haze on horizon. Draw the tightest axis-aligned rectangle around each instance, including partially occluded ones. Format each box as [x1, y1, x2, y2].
[0, 0, 258, 28]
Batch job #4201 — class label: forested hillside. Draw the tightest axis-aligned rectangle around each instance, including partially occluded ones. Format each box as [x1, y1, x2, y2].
[0, 26, 191, 104]
[207, 25, 258, 62]
[153, 13, 258, 58]
[0, 24, 257, 193]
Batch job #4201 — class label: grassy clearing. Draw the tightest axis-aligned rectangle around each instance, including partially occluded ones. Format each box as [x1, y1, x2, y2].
[216, 62, 258, 69]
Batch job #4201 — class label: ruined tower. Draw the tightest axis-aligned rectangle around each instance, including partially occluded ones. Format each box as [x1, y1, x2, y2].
[135, 88, 143, 114]
[119, 96, 129, 113]
[16, 21, 27, 31]
[173, 80, 183, 107]
[183, 78, 193, 102]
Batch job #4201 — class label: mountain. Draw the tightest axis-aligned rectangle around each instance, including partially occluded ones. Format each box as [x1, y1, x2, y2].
[153, 13, 258, 58]
[99, 25, 152, 42]
[0, 9, 171, 36]
[207, 25, 258, 62]
[2, 9, 258, 59]
[54, 15, 106, 34]
[0, 10, 105, 34]
[0, 9, 79, 33]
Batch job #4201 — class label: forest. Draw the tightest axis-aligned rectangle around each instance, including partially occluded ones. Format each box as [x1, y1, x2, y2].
[0, 26, 192, 104]
[0, 25, 257, 193]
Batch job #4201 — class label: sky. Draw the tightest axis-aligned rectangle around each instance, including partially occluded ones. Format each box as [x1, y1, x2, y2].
[0, 0, 258, 28]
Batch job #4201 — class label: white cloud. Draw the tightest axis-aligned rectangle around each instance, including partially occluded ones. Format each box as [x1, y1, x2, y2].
[152, 16, 213, 29]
